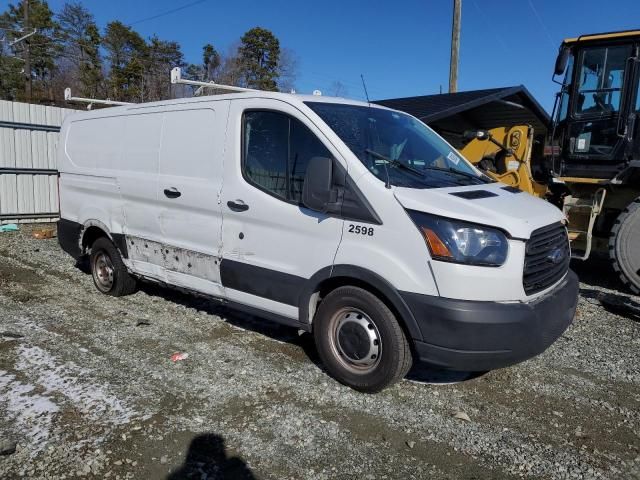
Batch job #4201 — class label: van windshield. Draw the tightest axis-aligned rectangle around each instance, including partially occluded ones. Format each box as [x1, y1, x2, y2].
[305, 102, 491, 188]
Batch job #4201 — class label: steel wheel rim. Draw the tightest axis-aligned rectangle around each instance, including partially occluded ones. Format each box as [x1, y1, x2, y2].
[93, 251, 114, 292]
[328, 308, 382, 374]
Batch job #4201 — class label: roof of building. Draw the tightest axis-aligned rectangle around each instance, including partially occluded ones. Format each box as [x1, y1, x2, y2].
[375, 86, 551, 148]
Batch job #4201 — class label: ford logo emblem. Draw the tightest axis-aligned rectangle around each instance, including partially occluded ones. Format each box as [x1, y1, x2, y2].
[547, 248, 565, 264]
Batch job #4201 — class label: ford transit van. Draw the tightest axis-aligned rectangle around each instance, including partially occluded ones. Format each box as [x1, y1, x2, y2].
[57, 93, 578, 392]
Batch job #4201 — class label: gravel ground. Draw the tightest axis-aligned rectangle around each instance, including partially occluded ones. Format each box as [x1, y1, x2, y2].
[0, 224, 638, 480]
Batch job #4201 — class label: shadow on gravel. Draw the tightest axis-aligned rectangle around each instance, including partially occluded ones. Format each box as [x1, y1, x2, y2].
[75, 256, 91, 274]
[167, 433, 255, 480]
[406, 363, 487, 385]
[570, 257, 630, 293]
[581, 287, 640, 322]
[137, 281, 324, 367]
[74, 263, 492, 384]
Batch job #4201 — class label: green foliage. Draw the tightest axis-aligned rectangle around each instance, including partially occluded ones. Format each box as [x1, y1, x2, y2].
[203, 43, 221, 80]
[144, 35, 185, 101]
[238, 27, 280, 91]
[77, 23, 102, 97]
[0, 3, 296, 104]
[0, 0, 59, 101]
[185, 43, 220, 85]
[102, 21, 146, 102]
[56, 2, 102, 97]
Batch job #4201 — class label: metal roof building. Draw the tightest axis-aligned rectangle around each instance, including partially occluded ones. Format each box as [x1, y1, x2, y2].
[376, 85, 551, 149]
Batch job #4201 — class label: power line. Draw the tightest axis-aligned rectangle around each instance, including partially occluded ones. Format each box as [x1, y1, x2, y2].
[128, 0, 209, 26]
[470, 0, 509, 53]
[526, 0, 556, 48]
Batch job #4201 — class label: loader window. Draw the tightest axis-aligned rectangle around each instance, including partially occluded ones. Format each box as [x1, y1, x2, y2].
[557, 54, 574, 122]
[575, 45, 631, 116]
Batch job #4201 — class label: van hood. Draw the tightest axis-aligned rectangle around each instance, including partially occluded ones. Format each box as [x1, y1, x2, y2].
[394, 182, 564, 239]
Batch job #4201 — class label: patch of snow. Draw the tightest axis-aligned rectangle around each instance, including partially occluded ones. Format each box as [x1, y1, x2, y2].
[0, 370, 59, 454]
[15, 345, 137, 425]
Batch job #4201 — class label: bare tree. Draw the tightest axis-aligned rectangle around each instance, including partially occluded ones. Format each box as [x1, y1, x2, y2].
[277, 47, 298, 92]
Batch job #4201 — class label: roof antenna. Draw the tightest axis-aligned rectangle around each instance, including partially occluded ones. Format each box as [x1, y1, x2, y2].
[361, 74, 391, 189]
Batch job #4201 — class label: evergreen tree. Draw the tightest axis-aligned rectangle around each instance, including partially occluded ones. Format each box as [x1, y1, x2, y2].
[0, 0, 59, 101]
[102, 21, 146, 102]
[237, 27, 280, 91]
[144, 35, 185, 101]
[78, 23, 102, 97]
[202, 43, 221, 81]
[56, 2, 102, 97]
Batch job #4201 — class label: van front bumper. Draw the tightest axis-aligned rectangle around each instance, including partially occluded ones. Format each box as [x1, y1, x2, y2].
[401, 270, 579, 371]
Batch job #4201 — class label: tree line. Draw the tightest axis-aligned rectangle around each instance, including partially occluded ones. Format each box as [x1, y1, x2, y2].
[0, 1, 297, 105]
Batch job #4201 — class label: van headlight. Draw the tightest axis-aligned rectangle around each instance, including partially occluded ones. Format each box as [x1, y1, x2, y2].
[407, 210, 509, 266]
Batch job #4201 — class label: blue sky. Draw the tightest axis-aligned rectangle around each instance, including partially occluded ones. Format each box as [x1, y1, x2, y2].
[4, 0, 640, 111]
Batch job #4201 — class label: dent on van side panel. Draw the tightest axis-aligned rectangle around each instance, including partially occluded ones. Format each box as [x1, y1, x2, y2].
[153, 104, 229, 297]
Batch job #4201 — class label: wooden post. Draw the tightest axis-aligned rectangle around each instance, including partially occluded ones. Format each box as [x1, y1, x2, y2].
[449, 0, 461, 93]
[23, 0, 31, 102]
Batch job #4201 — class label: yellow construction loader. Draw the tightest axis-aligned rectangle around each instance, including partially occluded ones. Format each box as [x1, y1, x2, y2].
[460, 30, 640, 294]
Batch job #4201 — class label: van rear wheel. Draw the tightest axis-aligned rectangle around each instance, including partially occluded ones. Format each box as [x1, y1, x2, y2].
[314, 286, 412, 393]
[90, 237, 137, 296]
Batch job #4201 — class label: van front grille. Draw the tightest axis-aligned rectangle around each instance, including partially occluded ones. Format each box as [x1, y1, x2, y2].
[523, 222, 570, 295]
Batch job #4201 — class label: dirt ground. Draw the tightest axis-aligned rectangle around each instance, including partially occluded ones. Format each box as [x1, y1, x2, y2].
[0, 224, 638, 479]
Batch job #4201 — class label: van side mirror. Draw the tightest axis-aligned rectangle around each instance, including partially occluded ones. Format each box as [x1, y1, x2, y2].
[302, 156, 336, 212]
[554, 46, 570, 76]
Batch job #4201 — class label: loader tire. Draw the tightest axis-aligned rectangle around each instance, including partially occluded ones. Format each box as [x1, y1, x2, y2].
[609, 197, 640, 295]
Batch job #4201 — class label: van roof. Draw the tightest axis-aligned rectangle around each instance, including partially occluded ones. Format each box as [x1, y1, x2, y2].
[66, 91, 392, 119]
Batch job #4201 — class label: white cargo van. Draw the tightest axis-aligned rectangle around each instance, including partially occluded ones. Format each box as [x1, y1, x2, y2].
[57, 92, 578, 392]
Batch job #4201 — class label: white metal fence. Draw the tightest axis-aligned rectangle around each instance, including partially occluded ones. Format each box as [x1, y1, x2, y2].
[0, 100, 78, 224]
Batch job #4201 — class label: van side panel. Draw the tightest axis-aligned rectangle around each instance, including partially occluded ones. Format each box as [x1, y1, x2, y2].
[332, 172, 440, 297]
[60, 116, 125, 237]
[118, 112, 163, 243]
[154, 105, 228, 295]
[220, 98, 346, 319]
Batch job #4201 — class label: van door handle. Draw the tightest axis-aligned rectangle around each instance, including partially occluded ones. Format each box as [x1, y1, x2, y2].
[164, 187, 181, 199]
[227, 200, 249, 212]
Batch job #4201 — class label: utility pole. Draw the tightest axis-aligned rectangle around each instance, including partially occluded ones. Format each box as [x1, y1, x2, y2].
[23, 0, 31, 102]
[448, 0, 461, 93]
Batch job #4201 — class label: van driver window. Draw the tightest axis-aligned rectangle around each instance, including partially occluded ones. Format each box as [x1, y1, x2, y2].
[243, 111, 289, 199]
[243, 111, 333, 203]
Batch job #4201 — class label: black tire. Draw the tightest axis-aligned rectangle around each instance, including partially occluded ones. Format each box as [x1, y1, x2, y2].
[89, 237, 137, 296]
[609, 197, 640, 295]
[313, 286, 413, 393]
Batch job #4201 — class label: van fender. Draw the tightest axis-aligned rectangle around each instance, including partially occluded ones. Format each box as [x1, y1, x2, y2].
[79, 219, 128, 259]
[299, 264, 423, 342]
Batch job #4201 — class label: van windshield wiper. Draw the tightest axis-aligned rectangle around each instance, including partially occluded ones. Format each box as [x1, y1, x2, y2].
[422, 165, 486, 184]
[364, 149, 424, 178]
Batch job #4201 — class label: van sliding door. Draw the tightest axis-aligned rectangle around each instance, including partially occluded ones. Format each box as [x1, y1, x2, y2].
[156, 103, 229, 296]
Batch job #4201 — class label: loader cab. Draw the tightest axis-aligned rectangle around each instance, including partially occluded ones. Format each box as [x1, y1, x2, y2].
[551, 31, 640, 179]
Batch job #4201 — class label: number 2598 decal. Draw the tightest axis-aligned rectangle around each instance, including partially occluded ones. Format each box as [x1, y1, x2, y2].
[348, 224, 374, 236]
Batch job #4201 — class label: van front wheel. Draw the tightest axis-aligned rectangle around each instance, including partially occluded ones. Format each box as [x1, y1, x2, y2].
[90, 237, 137, 296]
[314, 286, 412, 393]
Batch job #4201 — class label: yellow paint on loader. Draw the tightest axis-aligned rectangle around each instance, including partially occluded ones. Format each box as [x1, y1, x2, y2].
[459, 125, 547, 198]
